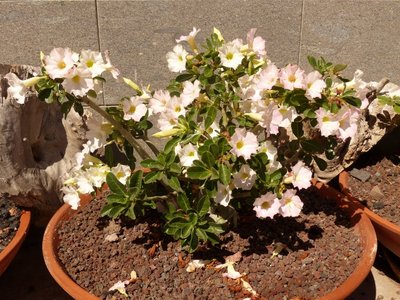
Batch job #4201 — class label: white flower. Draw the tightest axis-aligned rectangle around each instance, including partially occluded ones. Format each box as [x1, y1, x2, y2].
[253, 192, 281, 219]
[270, 105, 298, 132]
[79, 49, 106, 77]
[122, 96, 147, 122]
[44, 47, 77, 79]
[156, 110, 179, 131]
[315, 107, 340, 137]
[337, 106, 360, 140]
[305, 71, 326, 100]
[233, 164, 256, 190]
[279, 189, 303, 217]
[149, 90, 170, 114]
[177, 143, 199, 167]
[229, 128, 258, 160]
[165, 95, 186, 118]
[85, 165, 110, 188]
[111, 164, 132, 185]
[203, 121, 220, 138]
[279, 64, 305, 90]
[290, 161, 312, 190]
[4, 73, 44, 104]
[176, 27, 201, 52]
[61, 185, 81, 210]
[62, 67, 94, 97]
[85, 112, 113, 153]
[246, 28, 266, 58]
[181, 80, 201, 106]
[258, 140, 277, 162]
[186, 259, 206, 273]
[219, 40, 244, 69]
[256, 63, 279, 90]
[109, 280, 130, 297]
[103, 50, 120, 79]
[215, 182, 232, 207]
[166, 44, 188, 73]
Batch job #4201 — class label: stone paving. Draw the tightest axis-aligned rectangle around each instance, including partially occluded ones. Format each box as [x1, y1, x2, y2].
[0, 0, 400, 299]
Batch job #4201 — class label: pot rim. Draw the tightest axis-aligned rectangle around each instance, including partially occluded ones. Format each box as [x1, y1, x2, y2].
[0, 209, 31, 275]
[338, 171, 400, 235]
[43, 184, 377, 300]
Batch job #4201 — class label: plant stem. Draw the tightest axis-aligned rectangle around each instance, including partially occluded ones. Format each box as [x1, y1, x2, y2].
[81, 96, 152, 159]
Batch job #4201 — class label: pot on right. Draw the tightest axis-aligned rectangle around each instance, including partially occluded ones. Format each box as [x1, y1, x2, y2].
[339, 170, 400, 257]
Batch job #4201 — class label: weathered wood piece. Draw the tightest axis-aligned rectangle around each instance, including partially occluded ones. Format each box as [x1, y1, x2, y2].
[0, 64, 86, 223]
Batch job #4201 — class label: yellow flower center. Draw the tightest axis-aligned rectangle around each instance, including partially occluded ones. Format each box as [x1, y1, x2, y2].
[58, 61, 66, 69]
[261, 202, 271, 209]
[241, 172, 249, 180]
[288, 74, 296, 83]
[322, 116, 330, 122]
[188, 151, 195, 157]
[129, 106, 136, 113]
[236, 140, 244, 149]
[226, 52, 234, 60]
[86, 60, 94, 68]
[72, 75, 80, 83]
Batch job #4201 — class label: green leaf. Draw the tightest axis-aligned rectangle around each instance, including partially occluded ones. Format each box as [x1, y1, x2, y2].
[196, 228, 208, 241]
[106, 172, 127, 196]
[218, 163, 231, 185]
[177, 193, 190, 211]
[303, 108, 317, 119]
[38, 88, 52, 101]
[164, 137, 181, 153]
[313, 156, 328, 171]
[176, 73, 194, 82]
[343, 96, 361, 108]
[73, 101, 84, 116]
[333, 64, 347, 73]
[187, 166, 212, 180]
[107, 194, 128, 204]
[168, 163, 181, 174]
[129, 170, 143, 190]
[291, 121, 304, 139]
[140, 159, 164, 170]
[125, 203, 136, 219]
[189, 232, 199, 252]
[301, 139, 323, 153]
[100, 203, 115, 217]
[163, 175, 182, 192]
[307, 56, 317, 69]
[201, 151, 215, 167]
[204, 66, 214, 78]
[196, 195, 210, 217]
[61, 100, 74, 118]
[143, 171, 162, 183]
[205, 106, 217, 129]
[205, 231, 220, 245]
[394, 104, 400, 114]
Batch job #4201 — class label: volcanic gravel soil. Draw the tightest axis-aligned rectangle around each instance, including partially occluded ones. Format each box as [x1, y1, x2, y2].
[58, 187, 362, 300]
[0, 194, 21, 252]
[348, 156, 400, 226]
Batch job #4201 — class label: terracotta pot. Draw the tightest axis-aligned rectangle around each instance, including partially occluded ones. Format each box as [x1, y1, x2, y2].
[0, 209, 31, 276]
[339, 171, 400, 258]
[43, 184, 377, 300]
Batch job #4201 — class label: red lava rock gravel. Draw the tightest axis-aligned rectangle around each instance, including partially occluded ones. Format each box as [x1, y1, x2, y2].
[57, 187, 362, 300]
[0, 194, 21, 252]
[348, 156, 400, 226]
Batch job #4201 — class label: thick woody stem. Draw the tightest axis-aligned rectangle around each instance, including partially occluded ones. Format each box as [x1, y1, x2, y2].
[81, 96, 154, 160]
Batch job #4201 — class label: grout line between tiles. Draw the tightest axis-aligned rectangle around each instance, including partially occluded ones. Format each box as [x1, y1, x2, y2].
[297, 0, 305, 65]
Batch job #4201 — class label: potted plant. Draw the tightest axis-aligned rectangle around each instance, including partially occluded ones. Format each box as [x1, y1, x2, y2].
[5, 28, 383, 299]
[0, 195, 31, 276]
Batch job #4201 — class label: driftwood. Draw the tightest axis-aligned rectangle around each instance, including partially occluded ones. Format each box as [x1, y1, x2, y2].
[0, 64, 86, 224]
[314, 78, 400, 182]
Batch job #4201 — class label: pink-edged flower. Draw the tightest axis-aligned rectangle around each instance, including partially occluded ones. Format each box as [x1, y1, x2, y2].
[177, 143, 199, 167]
[279, 64, 305, 90]
[246, 28, 266, 58]
[238, 74, 260, 101]
[181, 80, 201, 106]
[229, 128, 258, 160]
[305, 71, 326, 100]
[79, 50, 106, 77]
[290, 161, 312, 190]
[271, 105, 298, 132]
[149, 90, 171, 114]
[166, 44, 188, 73]
[337, 106, 359, 140]
[122, 96, 147, 122]
[253, 192, 281, 219]
[215, 182, 232, 207]
[256, 63, 279, 90]
[233, 164, 256, 190]
[44, 47, 77, 79]
[176, 27, 201, 52]
[315, 107, 340, 137]
[157, 110, 179, 131]
[279, 189, 303, 217]
[62, 67, 94, 97]
[219, 39, 244, 69]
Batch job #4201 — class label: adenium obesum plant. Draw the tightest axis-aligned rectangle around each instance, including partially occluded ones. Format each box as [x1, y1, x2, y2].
[5, 28, 400, 253]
